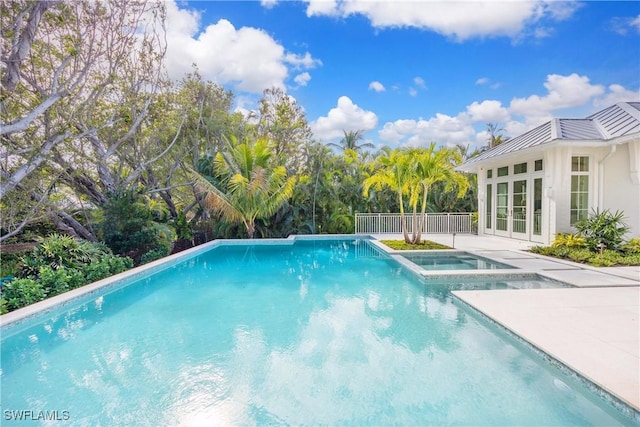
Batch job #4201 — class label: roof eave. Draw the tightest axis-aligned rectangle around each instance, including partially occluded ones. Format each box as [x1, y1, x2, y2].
[457, 133, 639, 173]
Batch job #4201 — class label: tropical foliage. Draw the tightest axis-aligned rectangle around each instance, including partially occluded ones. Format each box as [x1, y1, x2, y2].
[364, 145, 469, 244]
[0, 234, 132, 313]
[192, 136, 297, 238]
[530, 211, 638, 267]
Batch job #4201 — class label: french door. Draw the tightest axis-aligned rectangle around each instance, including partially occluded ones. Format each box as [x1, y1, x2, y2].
[511, 179, 528, 240]
[493, 179, 530, 240]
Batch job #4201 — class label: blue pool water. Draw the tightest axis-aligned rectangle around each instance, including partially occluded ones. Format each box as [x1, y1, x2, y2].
[0, 239, 634, 425]
[402, 252, 513, 270]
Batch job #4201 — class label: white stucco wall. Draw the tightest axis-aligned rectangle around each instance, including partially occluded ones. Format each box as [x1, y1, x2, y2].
[471, 139, 639, 244]
[602, 142, 640, 238]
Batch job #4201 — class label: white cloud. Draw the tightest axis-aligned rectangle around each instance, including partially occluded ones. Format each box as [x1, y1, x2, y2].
[164, 1, 320, 93]
[466, 100, 510, 123]
[311, 96, 378, 141]
[476, 77, 490, 85]
[413, 77, 426, 88]
[509, 73, 605, 125]
[610, 14, 640, 35]
[378, 113, 475, 147]
[284, 52, 323, 70]
[594, 85, 640, 108]
[306, 0, 339, 17]
[369, 81, 385, 92]
[294, 72, 311, 87]
[260, 0, 278, 9]
[374, 74, 638, 150]
[408, 88, 418, 97]
[303, 0, 580, 40]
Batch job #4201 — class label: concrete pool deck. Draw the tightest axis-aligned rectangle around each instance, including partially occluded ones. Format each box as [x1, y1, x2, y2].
[371, 234, 640, 412]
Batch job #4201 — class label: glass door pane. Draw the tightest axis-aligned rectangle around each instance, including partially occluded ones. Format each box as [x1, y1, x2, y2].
[533, 178, 542, 236]
[496, 183, 508, 231]
[512, 179, 527, 234]
[485, 184, 492, 230]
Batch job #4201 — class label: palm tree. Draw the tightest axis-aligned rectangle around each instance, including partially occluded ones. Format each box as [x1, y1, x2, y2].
[329, 129, 374, 152]
[364, 145, 470, 245]
[191, 135, 296, 238]
[363, 148, 414, 243]
[410, 143, 469, 244]
[486, 123, 507, 148]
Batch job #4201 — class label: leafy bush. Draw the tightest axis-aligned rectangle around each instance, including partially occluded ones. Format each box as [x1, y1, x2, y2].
[1, 235, 133, 313]
[589, 250, 621, 267]
[567, 248, 594, 263]
[529, 246, 555, 256]
[552, 233, 587, 248]
[574, 209, 629, 251]
[380, 240, 451, 250]
[622, 237, 640, 254]
[18, 233, 112, 277]
[140, 248, 168, 265]
[99, 190, 175, 264]
[1, 279, 46, 313]
[173, 211, 194, 241]
[84, 257, 133, 283]
[616, 253, 640, 266]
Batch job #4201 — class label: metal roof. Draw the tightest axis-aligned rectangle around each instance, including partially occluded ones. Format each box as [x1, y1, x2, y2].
[461, 102, 640, 169]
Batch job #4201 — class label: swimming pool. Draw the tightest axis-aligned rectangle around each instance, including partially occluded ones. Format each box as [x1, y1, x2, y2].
[0, 238, 634, 425]
[401, 251, 514, 270]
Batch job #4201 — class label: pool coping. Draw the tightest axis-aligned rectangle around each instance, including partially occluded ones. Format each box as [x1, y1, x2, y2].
[453, 292, 640, 421]
[370, 239, 554, 283]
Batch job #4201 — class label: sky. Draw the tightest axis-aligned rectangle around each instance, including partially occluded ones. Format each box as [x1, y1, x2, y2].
[164, 0, 640, 150]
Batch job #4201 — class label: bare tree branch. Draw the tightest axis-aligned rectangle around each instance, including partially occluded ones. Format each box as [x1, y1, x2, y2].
[0, 130, 70, 200]
[1, 1, 56, 92]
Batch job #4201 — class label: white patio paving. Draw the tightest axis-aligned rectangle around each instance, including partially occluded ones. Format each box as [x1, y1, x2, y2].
[370, 233, 640, 412]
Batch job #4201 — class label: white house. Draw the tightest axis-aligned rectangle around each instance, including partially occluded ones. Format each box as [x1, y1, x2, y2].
[458, 102, 640, 246]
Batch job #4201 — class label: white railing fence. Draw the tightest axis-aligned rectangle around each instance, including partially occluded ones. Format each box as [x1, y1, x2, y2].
[355, 213, 476, 234]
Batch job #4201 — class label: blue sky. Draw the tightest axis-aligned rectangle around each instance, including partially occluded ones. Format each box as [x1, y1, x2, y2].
[166, 0, 640, 149]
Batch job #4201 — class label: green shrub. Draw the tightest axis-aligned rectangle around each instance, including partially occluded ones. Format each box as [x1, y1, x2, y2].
[37, 266, 84, 296]
[616, 253, 640, 266]
[84, 257, 133, 283]
[529, 246, 554, 256]
[1, 279, 46, 312]
[621, 237, 640, 254]
[567, 248, 594, 263]
[99, 190, 175, 264]
[380, 240, 451, 250]
[0, 251, 23, 277]
[589, 250, 622, 267]
[552, 233, 587, 248]
[574, 209, 629, 251]
[18, 234, 115, 278]
[172, 211, 194, 241]
[4, 234, 133, 313]
[140, 248, 168, 265]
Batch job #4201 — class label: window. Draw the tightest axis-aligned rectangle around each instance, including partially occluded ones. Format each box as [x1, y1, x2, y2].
[570, 156, 589, 225]
[572, 156, 589, 172]
[514, 162, 527, 174]
[534, 159, 543, 171]
[485, 184, 492, 230]
[487, 169, 493, 179]
[533, 178, 542, 236]
[497, 166, 508, 177]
